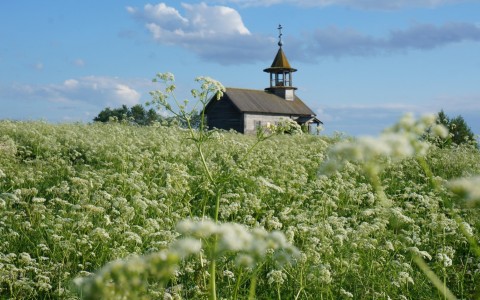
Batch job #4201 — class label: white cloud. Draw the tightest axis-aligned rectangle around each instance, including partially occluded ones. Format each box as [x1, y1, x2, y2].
[59, 76, 142, 106]
[128, 3, 480, 63]
[181, 2, 250, 35]
[0, 77, 147, 122]
[301, 22, 480, 58]
[128, 2, 272, 64]
[315, 103, 418, 135]
[432, 93, 480, 112]
[315, 94, 480, 136]
[64, 79, 79, 89]
[115, 84, 141, 105]
[129, 2, 251, 40]
[128, 3, 188, 30]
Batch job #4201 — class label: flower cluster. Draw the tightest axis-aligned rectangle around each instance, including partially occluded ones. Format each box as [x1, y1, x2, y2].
[0, 110, 479, 299]
[447, 176, 480, 206]
[176, 219, 299, 267]
[320, 113, 448, 174]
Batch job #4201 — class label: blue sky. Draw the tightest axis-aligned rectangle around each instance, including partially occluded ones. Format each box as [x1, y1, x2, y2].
[1, 0, 479, 136]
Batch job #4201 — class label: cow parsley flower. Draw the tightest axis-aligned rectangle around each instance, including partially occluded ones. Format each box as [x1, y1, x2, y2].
[267, 270, 287, 285]
[340, 288, 354, 298]
[398, 271, 414, 286]
[447, 176, 480, 206]
[436, 253, 452, 267]
[320, 113, 447, 175]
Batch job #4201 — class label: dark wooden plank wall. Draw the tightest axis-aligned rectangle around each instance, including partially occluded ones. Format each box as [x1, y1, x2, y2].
[206, 96, 244, 133]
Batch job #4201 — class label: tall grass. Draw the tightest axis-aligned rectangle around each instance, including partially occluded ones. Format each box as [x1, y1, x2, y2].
[0, 76, 479, 299]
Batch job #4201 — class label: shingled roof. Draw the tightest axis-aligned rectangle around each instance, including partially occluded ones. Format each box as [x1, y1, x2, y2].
[211, 88, 316, 116]
[263, 48, 297, 73]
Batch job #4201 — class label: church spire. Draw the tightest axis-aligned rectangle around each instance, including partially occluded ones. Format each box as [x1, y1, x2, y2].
[264, 25, 297, 101]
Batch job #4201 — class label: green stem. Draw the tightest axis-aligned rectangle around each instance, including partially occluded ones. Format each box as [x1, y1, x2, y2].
[209, 260, 217, 300]
[417, 156, 438, 189]
[214, 192, 221, 223]
[294, 267, 304, 300]
[233, 271, 243, 300]
[365, 165, 391, 208]
[209, 236, 218, 300]
[197, 144, 215, 186]
[248, 274, 258, 300]
[413, 256, 457, 300]
[199, 252, 207, 289]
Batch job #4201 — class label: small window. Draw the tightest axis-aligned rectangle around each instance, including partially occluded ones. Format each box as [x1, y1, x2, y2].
[254, 120, 262, 129]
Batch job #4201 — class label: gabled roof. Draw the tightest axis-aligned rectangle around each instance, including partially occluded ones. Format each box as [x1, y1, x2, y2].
[208, 88, 316, 116]
[263, 48, 297, 72]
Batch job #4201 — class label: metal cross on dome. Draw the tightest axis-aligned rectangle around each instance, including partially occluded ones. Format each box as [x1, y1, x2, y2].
[278, 24, 283, 47]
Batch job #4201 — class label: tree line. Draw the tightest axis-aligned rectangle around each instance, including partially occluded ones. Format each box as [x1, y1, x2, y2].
[93, 105, 477, 147]
[93, 104, 201, 128]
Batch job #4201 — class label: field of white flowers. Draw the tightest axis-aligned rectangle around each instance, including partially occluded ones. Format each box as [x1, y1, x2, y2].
[1, 117, 479, 299]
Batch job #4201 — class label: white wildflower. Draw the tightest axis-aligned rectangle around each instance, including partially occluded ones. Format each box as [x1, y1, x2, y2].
[398, 271, 414, 286]
[432, 124, 449, 138]
[171, 238, 202, 258]
[447, 176, 480, 205]
[32, 197, 46, 203]
[223, 270, 235, 280]
[103, 214, 112, 225]
[340, 288, 354, 298]
[318, 265, 332, 284]
[124, 231, 142, 245]
[36, 275, 52, 291]
[320, 113, 437, 174]
[91, 227, 110, 240]
[385, 241, 395, 251]
[37, 243, 50, 252]
[461, 221, 474, 237]
[235, 254, 255, 268]
[217, 223, 253, 252]
[258, 177, 285, 193]
[437, 253, 452, 267]
[408, 247, 432, 260]
[19, 252, 33, 264]
[83, 204, 105, 214]
[267, 270, 287, 285]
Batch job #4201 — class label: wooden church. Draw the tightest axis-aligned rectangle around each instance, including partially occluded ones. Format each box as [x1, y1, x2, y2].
[205, 25, 322, 134]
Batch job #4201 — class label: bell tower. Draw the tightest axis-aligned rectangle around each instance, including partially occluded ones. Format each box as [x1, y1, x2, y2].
[264, 25, 297, 101]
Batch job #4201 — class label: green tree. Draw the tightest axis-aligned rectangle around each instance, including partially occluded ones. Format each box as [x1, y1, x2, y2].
[93, 104, 162, 125]
[436, 110, 478, 147]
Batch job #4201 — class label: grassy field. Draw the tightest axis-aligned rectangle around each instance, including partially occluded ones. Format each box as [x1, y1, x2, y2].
[1, 120, 479, 299]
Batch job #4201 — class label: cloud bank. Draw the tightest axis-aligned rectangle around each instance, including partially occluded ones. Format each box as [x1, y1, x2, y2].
[304, 22, 480, 58]
[0, 77, 146, 122]
[127, 2, 273, 64]
[127, 3, 480, 64]
[316, 93, 480, 136]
